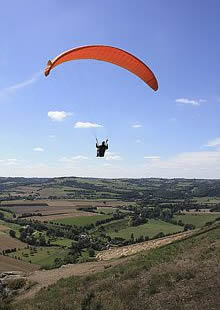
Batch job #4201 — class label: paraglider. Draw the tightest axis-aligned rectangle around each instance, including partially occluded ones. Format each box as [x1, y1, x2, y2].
[96, 139, 108, 157]
[45, 45, 158, 157]
[45, 45, 158, 91]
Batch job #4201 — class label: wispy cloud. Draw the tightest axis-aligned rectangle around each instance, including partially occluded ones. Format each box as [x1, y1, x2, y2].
[144, 156, 160, 160]
[136, 139, 142, 143]
[33, 147, 44, 152]
[175, 98, 206, 106]
[59, 155, 88, 162]
[49, 135, 56, 138]
[105, 152, 122, 161]
[74, 121, 103, 128]
[205, 138, 220, 147]
[1, 71, 42, 94]
[0, 158, 18, 166]
[132, 124, 142, 128]
[48, 111, 72, 121]
[145, 151, 220, 172]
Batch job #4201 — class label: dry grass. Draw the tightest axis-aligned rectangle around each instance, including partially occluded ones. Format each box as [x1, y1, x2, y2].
[0, 224, 10, 232]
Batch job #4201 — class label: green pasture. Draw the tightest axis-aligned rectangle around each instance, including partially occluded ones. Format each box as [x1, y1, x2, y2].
[174, 213, 220, 227]
[193, 196, 220, 204]
[8, 246, 68, 266]
[109, 219, 183, 240]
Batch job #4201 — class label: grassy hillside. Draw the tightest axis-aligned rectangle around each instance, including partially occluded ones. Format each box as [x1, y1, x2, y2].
[174, 213, 220, 227]
[1, 177, 220, 201]
[11, 223, 220, 310]
[109, 219, 183, 240]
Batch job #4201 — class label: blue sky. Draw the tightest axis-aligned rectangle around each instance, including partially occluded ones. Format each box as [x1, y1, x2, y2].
[0, 0, 220, 178]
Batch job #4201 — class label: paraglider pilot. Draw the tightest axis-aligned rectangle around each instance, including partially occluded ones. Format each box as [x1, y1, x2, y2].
[96, 139, 108, 157]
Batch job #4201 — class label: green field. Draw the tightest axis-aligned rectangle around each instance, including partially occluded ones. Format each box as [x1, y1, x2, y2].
[0, 209, 13, 219]
[8, 246, 68, 266]
[102, 218, 128, 232]
[96, 207, 116, 214]
[109, 219, 183, 240]
[55, 214, 112, 226]
[0, 219, 22, 235]
[193, 196, 220, 204]
[174, 213, 220, 227]
[50, 238, 74, 247]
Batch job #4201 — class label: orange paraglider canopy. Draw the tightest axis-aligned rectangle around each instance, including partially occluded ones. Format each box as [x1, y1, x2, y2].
[45, 45, 158, 91]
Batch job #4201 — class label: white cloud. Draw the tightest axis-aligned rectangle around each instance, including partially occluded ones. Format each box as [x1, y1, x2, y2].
[74, 121, 103, 128]
[144, 156, 160, 160]
[105, 152, 122, 161]
[59, 155, 88, 162]
[175, 98, 204, 106]
[0, 71, 42, 94]
[48, 111, 72, 122]
[205, 138, 220, 147]
[33, 147, 44, 152]
[1, 150, 220, 178]
[144, 151, 220, 177]
[49, 135, 56, 138]
[136, 139, 142, 143]
[132, 124, 142, 128]
[0, 158, 18, 166]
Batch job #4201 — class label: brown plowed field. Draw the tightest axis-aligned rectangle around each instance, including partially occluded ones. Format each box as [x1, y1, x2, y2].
[0, 255, 39, 272]
[0, 233, 26, 251]
[1, 199, 128, 221]
[0, 224, 9, 232]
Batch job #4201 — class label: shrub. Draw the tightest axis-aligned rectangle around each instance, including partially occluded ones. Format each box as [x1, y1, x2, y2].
[7, 278, 26, 290]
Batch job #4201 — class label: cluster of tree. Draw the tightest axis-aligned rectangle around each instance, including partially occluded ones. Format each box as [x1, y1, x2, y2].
[2, 248, 17, 254]
[19, 227, 47, 246]
[129, 215, 147, 227]
[0, 202, 48, 207]
[77, 206, 98, 213]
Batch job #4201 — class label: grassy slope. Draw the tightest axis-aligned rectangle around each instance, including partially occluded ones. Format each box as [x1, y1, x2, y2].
[8, 247, 68, 266]
[13, 224, 220, 310]
[109, 219, 183, 239]
[174, 213, 220, 227]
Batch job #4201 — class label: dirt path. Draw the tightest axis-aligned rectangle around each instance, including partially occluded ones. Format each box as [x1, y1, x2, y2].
[96, 230, 193, 260]
[16, 230, 192, 301]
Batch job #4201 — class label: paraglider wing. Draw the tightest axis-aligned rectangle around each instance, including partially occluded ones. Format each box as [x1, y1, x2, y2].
[45, 45, 158, 91]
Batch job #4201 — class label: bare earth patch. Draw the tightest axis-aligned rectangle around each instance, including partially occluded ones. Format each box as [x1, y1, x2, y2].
[0, 224, 9, 232]
[0, 255, 39, 273]
[0, 233, 27, 251]
[96, 231, 193, 260]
